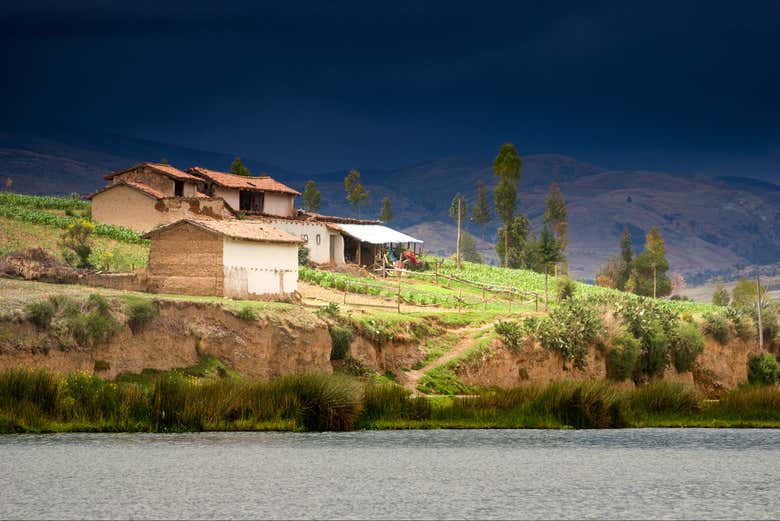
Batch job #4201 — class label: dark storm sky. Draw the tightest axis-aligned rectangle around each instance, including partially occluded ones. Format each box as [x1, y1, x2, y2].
[1, 1, 778, 177]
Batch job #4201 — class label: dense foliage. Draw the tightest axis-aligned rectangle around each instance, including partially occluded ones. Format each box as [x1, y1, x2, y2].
[747, 353, 780, 385]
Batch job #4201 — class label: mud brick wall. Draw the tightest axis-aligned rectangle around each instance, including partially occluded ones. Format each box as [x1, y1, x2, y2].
[147, 222, 224, 296]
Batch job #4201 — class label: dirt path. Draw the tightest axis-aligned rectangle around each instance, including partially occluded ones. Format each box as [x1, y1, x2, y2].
[400, 323, 494, 393]
[298, 281, 450, 314]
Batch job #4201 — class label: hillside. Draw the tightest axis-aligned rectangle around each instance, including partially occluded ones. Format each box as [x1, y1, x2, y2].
[2, 129, 780, 281]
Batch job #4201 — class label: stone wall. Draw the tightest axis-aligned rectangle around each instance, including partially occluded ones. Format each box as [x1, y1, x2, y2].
[147, 222, 224, 296]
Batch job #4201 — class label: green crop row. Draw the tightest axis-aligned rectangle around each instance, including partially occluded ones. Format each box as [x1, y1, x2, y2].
[0, 192, 90, 211]
[0, 204, 146, 244]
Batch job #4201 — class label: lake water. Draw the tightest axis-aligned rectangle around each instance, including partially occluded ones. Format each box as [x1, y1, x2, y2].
[1, 429, 778, 520]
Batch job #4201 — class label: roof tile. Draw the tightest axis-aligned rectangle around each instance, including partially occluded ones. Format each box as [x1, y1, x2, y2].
[143, 219, 304, 244]
[188, 167, 301, 195]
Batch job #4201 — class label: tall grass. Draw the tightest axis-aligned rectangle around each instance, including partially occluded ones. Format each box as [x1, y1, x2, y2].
[3, 368, 780, 432]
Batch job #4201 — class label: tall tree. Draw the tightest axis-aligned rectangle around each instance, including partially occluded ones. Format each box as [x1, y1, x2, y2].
[732, 278, 767, 309]
[617, 227, 633, 290]
[344, 169, 369, 218]
[626, 226, 671, 297]
[460, 231, 482, 263]
[595, 257, 620, 288]
[493, 143, 522, 267]
[230, 157, 251, 177]
[159, 157, 170, 165]
[379, 196, 393, 223]
[472, 179, 491, 249]
[450, 193, 468, 269]
[302, 180, 321, 212]
[543, 182, 568, 250]
[536, 224, 565, 310]
[711, 279, 730, 306]
[495, 214, 531, 269]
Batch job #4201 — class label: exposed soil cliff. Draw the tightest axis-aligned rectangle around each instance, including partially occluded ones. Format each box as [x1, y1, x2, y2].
[0, 300, 332, 379]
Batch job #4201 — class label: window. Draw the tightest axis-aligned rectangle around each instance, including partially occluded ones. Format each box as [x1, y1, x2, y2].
[316, 234, 322, 245]
[301, 234, 308, 241]
[174, 180, 184, 197]
[239, 191, 264, 212]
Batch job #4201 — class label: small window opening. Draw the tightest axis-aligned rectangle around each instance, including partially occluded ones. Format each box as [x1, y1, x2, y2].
[174, 180, 184, 197]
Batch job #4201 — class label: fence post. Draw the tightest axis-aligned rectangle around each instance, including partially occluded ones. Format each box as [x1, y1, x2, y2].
[434, 261, 439, 285]
[482, 286, 487, 311]
[343, 287, 347, 305]
[397, 278, 401, 313]
[535, 292, 539, 312]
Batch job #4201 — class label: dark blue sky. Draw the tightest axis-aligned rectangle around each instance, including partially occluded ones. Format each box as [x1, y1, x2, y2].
[2, 1, 778, 177]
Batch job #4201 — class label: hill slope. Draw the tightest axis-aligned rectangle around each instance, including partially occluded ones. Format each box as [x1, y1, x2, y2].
[2, 129, 779, 280]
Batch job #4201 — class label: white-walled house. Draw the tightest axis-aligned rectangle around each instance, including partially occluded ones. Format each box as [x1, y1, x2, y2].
[142, 219, 303, 298]
[187, 167, 300, 216]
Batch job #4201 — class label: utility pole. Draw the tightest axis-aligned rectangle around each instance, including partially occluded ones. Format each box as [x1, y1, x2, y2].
[456, 198, 462, 270]
[757, 274, 764, 352]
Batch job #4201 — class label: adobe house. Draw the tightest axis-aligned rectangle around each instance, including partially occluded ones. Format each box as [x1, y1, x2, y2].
[187, 167, 300, 216]
[88, 162, 233, 232]
[142, 219, 303, 298]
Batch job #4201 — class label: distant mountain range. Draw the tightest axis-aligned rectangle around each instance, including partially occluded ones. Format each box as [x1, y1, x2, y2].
[2, 128, 779, 282]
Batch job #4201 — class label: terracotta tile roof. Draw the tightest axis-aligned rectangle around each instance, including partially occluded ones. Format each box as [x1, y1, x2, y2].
[86, 180, 168, 200]
[188, 167, 301, 195]
[143, 219, 304, 244]
[297, 210, 381, 225]
[104, 162, 204, 183]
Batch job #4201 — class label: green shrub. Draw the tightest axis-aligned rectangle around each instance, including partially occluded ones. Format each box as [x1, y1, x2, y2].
[494, 320, 523, 351]
[732, 314, 755, 342]
[669, 321, 704, 372]
[556, 276, 577, 301]
[606, 331, 639, 381]
[317, 302, 340, 317]
[27, 301, 55, 329]
[534, 300, 604, 370]
[126, 300, 158, 333]
[235, 305, 257, 322]
[635, 322, 669, 379]
[288, 373, 362, 431]
[627, 381, 702, 414]
[703, 312, 730, 344]
[93, 360, 111, 372]
[747, 353, 780, 385]
[329, 325, 354, 361]
[298, 245, 310, 266]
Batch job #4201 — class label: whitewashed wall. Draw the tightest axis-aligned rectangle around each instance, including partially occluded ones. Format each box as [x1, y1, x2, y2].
[263, 193, 295, 217]
[182, 182, 199, 197]
[263, 220, 345, 265]
[214, 186, 240, 210]
[222, 238, 298, 297]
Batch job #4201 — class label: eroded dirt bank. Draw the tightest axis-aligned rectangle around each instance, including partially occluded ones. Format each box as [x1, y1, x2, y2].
[0, 300, 332, 379]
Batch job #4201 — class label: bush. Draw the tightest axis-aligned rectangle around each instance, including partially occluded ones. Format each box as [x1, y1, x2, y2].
[635, 322, 669, 379]
[329, 325, 354, 361]
[732, 314, 755, 342]
[60, 219, 95, 268]
[669, 321, 704, 372]
[534, 300, 604, 370]
[606, 331, 639, 381]
[236, 305, 257, 322]
[288, 373, 362, 431]
[298, 245, 310, 266]
[494, 320, 523, 352]
[126, 300, 158, 333]
[27, 301, 55, 329]
[317, 302, 340, 317]
[556, 276, 577, 301]
[703, 313, 730, 345]
[747, 353, 780, 385]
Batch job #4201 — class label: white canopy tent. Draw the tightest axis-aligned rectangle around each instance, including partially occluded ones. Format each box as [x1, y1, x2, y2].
[337, 224, 423, 245]
[337, 224, 423, 267]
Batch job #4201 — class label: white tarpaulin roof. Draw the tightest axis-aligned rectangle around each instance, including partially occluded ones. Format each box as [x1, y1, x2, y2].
[337, 224, 424, 245]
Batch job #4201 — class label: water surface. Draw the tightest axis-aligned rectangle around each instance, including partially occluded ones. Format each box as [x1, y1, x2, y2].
[2, 429, 778, 519]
